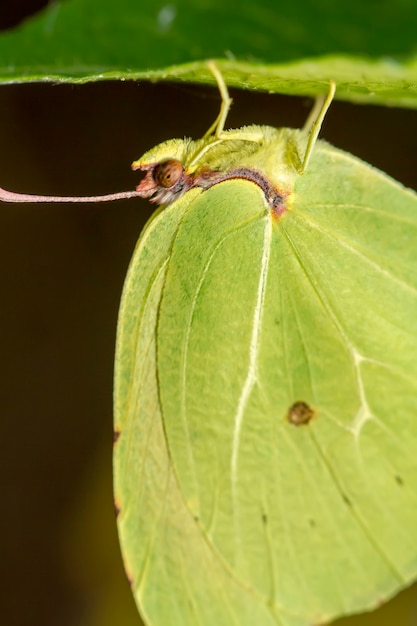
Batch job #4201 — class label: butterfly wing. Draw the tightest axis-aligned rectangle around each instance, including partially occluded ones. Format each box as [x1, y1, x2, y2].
[115, 146, 417, 625]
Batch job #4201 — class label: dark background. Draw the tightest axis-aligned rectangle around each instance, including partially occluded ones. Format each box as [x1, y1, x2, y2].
[0, 0, 48, 30]
[1, 3, 417, 626]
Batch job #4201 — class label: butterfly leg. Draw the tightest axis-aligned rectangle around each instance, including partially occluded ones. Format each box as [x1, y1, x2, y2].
[203, 60, 233, 139]
[300, 80, 336, 174]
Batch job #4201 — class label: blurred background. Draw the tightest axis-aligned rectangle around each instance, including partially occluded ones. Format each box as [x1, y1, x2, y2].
[0, 3, 417, 626]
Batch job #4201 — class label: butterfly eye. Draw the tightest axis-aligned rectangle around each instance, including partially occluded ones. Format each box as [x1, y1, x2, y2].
[154, 159, 184, 188]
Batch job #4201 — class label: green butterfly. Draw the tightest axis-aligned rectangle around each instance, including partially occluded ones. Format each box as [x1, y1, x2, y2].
[113, 64, 417, 626]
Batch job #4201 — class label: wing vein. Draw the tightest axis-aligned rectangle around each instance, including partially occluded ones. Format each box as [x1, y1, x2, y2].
[231, 216, 272, 486]
[297, 212, 417, 297]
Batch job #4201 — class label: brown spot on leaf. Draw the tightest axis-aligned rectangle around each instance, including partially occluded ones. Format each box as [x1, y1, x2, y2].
[395, 475, 404, 486]
[113, 430, 121, 444]
[287, 401, 315, 426]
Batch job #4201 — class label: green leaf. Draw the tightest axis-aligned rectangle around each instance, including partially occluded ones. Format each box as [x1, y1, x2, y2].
[0, 0, 417, 107]
[113, 97, 417, 625]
